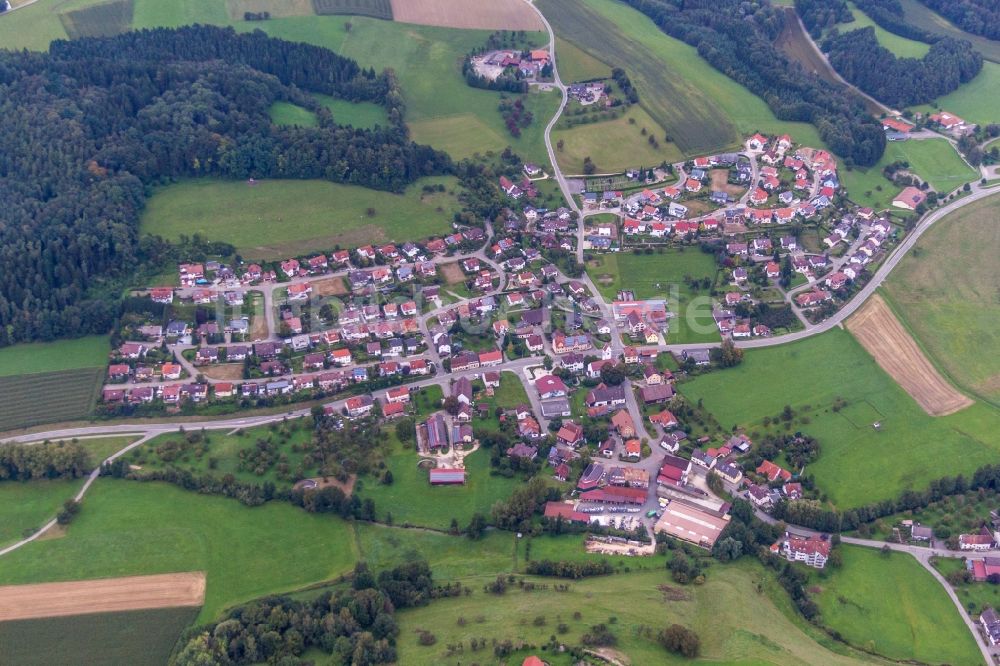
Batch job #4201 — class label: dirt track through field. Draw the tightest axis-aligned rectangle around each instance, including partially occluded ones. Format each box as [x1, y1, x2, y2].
[847, 295, 973, 416]
[390, 0, 544, 30]
[0, 572, 206, 621]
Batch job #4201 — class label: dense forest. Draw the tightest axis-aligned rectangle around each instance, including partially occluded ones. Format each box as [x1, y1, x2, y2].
[0, 441, 90, 481]
[172, 561, 443, 665]
[823, 28, 982, 106]
[919, 0, 1000, 41]
[796, 0, 853, 39]
[617, 0, 886, 167]
[0, 26, 449, 346]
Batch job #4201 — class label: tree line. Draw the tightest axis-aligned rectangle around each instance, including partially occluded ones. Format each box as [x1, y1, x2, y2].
[919, 0, 1000, 40]
[823, 27, 982, 107]
[796, 0, 853, 38]
[853, 0, 940, 43]
[616, 0, 887, 167]
[0, 441, 90, 481]
[0, 26, 450, 346]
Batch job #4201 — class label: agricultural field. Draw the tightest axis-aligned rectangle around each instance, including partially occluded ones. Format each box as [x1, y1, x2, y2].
[840, 2, 930, 58]
[911, 62, 1000, 128]
[679, 329, 1000, 508]
[0, 607, 199, 666]
[314, 0, 392, 20]
[840, 138, 976, 209]
[389, 0, 543, 31]
[394, 563, 882, 665]
[0, 369, 104, 433]
[355, 433, 521, 530]
[896, 0, 1000, 64]
[225, 0, 314, 20]
[586, 250, 720, 344]
[540, 0, 827, 159]
[552, 104, 684, 174]
[884, 194, 1000, 403]
[0, 335, 108, 377]
[812, 546, 979, 665]
[126, 422, 315, 489]
[0, 480, 358, 621]
[554, 36, 609, 83]
[139, 176, 462, 258]
[58, 0, 132, 38]
[0, 480, 85, 548]
[847, 295, 972, 416]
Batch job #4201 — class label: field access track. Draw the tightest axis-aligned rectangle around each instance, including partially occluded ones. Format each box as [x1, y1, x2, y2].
[0, 572, 206, 621]
[847, 295, 973, 417]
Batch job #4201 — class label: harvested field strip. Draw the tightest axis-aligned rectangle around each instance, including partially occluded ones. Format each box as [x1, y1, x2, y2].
[58, 0, 133, 40]
[226, 0, 314, 20]
[0, 606, 199, 666]
[313, 0, 392, 19]
[390, 0, 543, 30]
[0, 368, 103, 433]
[0, 572, 206, 621]
[847, 294, 972, 416]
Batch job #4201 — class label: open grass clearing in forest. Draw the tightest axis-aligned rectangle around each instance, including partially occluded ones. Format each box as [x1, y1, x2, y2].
[0, 606, 199, 666]
[389, 0, 542, 30]
[838, 2, 930, 58]
[394, 562, 882, 665]
[0, 480, 358, 622]
[679, 328, 1000, 508]
[812, 545, 980, 665]
[0, 572, 205, 621]
[847, 294, 972, 416]
[140, 176, 462, 259]
[552, 104, 684, 174]
[883, 193, 1000, 403]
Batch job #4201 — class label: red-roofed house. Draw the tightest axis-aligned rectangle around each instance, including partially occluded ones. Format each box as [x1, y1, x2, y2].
[757, 460, 792, 483]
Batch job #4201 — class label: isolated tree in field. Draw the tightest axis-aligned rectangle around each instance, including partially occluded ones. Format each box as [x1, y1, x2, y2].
[659, 624, 700, 657]
[556, 139, 564, 152]
[583, 156, 596, 175]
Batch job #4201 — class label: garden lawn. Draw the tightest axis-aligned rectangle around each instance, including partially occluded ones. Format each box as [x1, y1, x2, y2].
[586, 250, 720, 344]
[356, 434, 520, 530]
[0, 479, 358, 622]
[679, 328, 1000, 508]
[0, 335, 108, 377]
[0, 479, 85, 547]
[540, 0, 827, 158]
[394, 562, 881, 665]
[883, 193, 1000, 403]
[813, 545, 979, 664]
[140, 176, 462, 259]
[841, 138, 976, 208]
[552, 104, 684, 174]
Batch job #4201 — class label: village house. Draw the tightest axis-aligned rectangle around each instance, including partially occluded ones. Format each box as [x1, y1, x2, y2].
[776, 533, 831, 568]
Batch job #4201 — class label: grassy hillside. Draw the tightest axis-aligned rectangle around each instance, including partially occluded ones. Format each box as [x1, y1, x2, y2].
[912, 62, 1000, 128]
[679, 329, 1000, 507]
[840, 138, 977, 208]
[884, 193, 1000, 403]
[842, 2, 930, 58]
[140, 176, 462, 258]
[0, 480, 358, 621]
[552, 104, 684, 173]
[813, 546, 980, 664]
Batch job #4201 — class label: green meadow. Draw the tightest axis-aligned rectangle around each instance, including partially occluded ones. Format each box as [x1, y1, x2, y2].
[0, 479, 85, 547]
[552, 104, 685, 173]
[840, 138, 976, 208]
[842, 2, 930, 58]
[554, 36, 609, 83]
[813, 546, 980, 665]
[0, 335, 108, 377]
[884, 193, 1000, 403]
[912, 61, 1000, 128]
[0, 480, 358, 621]
[679, 329, 1000, 508]
[140, 175, 462, 258]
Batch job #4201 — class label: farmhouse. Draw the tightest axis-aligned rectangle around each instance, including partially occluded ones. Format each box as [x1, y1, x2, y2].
[657, 454, 691, 487]
[757, 460, 792, 483]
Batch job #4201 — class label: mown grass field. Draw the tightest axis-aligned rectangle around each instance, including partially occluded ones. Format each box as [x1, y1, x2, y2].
[912, 61, 1000, 128]
[679, 329, 1000, 508]
[0, 335, 108, 377]
[0, 480, 358, 622]
[58, 0, 132, 39]
[0, 369, 105, 433]
[552, 104, 684, 173]
[840, 138, 977, 208]
[586, 250, 720, 344]
[316, 94, 387, 128]
[554, 36, 609, 83]
[812, 546, 979, 665]
[393, 563, 881, 665]
[356, 433, 521, 530]
[0, 480, 85, 547]
[883, 193, 1000, 403]
[0, 606, 199, 666]
[140, 175, 461, 258]
[897, 0, 1000, 64]
[841, 2, 930, 58]
[541, 0, 827, 159]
